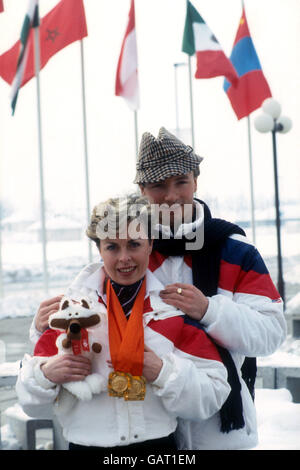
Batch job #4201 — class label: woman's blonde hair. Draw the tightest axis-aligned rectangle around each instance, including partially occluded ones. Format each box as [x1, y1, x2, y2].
[86, 193, 152, 248]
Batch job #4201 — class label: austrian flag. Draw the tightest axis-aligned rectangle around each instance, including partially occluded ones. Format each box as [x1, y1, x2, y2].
[115, 0, 139, 110]
[182, 0, 238, 85]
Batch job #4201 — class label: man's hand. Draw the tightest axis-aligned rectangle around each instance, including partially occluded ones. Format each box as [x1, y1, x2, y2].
[143, 345, 163, 383]
[159, 283, 208, 321]
[41, 354, 92, 384]
[35, 295, 64, 332]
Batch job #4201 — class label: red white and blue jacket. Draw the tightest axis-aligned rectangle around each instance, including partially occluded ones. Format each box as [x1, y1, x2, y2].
[147, 220, 286, 449]
[17, 267, 230, 448]
[149, 232, 286, 358]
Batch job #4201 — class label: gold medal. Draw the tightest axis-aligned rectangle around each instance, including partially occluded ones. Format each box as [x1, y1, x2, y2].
[108, 371, 131, 397]
[106, 278, 147, 401]
[124, 375, 146, 401]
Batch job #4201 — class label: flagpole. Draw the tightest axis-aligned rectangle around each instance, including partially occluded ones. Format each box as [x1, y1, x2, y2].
[247, 116, 256, 244]
[80, 39, 92, 263]
[34, 12, 49, 295]
[187, 56, 195, 148]
[0, 215, 3, 298]
[174, 64, 180, 136]
[134, 110, 138, 159]
[241, 0, 256, 244]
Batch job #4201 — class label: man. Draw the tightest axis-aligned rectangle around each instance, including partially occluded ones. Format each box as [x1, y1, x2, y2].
[31, 127, 286, 449]
[134, 127, 286, 449]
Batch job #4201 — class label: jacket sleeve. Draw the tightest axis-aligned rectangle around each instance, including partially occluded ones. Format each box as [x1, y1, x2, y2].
[201, 234, 286, 356]
[16, 353, 60, 418]
[17, 330, 61, 417]
[29, 318, 43, 345]
[151, 319, 230, 421]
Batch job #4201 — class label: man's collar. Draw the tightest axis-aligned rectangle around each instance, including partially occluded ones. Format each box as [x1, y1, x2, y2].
[153, 199, 204, 238]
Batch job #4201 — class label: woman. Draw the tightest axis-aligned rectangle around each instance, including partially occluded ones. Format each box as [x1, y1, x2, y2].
[16, 194, 230, 452]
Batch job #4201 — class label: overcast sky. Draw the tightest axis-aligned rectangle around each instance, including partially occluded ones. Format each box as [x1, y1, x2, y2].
[0, 0, 299, 222]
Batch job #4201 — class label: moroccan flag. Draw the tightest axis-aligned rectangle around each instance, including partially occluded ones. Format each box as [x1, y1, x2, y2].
[182, 0, 238, 85]
[115, 0, 139, 110]
[223, 8, 272, 120]
[0, 0, 87, 113]
[0, 1, 4, 13]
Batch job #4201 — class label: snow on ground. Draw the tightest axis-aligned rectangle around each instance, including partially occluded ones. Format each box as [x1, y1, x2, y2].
[253, 388, 300, 450]
[258, 346, 300, 367]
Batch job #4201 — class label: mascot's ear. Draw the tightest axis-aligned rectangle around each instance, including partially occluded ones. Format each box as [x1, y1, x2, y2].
[61, 299, 69, 310]
[81, 299, 90, 309]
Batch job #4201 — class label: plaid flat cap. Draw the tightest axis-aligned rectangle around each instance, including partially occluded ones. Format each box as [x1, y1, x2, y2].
[133, 127, 203, 184]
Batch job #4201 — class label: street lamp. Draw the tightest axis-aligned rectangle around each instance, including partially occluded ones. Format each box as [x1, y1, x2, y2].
[254, 98, 292, 306]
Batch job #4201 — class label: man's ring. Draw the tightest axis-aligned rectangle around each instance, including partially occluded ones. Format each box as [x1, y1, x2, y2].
[177, 288, 182, 295]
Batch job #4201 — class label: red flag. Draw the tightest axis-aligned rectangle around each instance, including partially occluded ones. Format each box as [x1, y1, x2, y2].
[115, 0, 139, 110]
[0, 0, 87, 87]
[0, 1, 4, 13]
[223, 8, 271, 120]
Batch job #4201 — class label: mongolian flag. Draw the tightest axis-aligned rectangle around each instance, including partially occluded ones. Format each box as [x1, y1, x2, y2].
[115, 0, 139, 110]
[0, 1, 4, 13]
[0, 0, 88, 114]
[223, 8, 272, 120]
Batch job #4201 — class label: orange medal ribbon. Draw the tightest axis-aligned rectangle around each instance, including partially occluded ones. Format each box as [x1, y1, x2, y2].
[106, 277, 146, 400]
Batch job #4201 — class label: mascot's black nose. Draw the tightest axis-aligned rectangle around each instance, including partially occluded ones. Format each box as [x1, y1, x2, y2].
[69, 321, 81, 334]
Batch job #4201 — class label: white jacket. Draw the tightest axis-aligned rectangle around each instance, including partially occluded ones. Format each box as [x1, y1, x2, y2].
[17, 267, 230, 448]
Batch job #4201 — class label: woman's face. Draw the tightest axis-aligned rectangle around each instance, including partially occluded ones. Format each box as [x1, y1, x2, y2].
[99, 234, 153, 285]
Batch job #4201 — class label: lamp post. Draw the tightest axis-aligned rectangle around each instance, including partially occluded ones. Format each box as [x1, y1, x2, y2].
[173, 62, 195, 147]
[173, 62, 188, 137]
[254, 98, 292, 306]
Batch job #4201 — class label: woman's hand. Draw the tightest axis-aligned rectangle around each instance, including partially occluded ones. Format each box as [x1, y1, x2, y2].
[143, 345, 163, 383]
[41, 354, 92, 384]
[35, 295, 64, 332]
[159, 283, 209, 321]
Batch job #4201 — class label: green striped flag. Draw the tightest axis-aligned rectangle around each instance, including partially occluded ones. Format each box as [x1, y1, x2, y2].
[11, 0, 39, 115]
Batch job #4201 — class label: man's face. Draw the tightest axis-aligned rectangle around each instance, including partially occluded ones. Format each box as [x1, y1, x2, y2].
[139, 172, 197, 227]
[140, 172, 197, 205]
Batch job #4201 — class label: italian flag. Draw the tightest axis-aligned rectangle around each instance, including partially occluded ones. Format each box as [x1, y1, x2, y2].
[182, 0, 238, 85]
[115, 0, 139, 111]
[10, 0, 39, 114]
